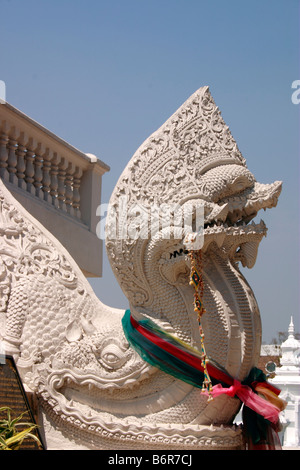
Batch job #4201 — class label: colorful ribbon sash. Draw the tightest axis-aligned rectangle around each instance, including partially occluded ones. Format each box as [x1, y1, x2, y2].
[122, 310, 285, 449]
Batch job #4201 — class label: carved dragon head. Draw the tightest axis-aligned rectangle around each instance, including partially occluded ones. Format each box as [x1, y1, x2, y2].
[0, 86, 282, 449]
[106, 87, 281, 325]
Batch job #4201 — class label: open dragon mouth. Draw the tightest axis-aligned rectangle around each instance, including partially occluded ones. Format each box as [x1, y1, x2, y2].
[165, 180, 282, 270]
[217, 180, 282, 226]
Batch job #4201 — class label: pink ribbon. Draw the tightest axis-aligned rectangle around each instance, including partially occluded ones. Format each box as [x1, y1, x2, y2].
[208, 380, 281, 424]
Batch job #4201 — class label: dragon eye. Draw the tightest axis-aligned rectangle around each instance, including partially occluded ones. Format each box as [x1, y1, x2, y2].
[231, 176, 249, 192]
[99, 344, 127, 370]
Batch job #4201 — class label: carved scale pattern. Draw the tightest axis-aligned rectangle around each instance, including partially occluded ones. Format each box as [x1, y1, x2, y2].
[106, 87, 247, 306]
[0, 86, 281, 449]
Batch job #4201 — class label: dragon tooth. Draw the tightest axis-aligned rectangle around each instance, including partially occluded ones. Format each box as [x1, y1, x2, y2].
[216, 233, 226, 247]
[239, 241, 260, 269]
[202, 237, 213, 253]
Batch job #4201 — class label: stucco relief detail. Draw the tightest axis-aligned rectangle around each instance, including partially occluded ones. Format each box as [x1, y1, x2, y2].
[0, 87, 282, 449]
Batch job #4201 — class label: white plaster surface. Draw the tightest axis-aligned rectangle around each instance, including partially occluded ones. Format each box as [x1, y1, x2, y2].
[0, 87, 282, 449]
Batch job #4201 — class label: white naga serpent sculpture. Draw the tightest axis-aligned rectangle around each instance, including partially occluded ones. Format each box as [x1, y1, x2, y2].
[0, 87, 282, 450]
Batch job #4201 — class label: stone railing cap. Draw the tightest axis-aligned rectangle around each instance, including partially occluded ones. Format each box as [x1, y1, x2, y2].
[1, 102, 110, 174]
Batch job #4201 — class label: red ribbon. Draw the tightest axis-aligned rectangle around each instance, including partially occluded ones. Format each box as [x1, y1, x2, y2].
[206, 381, 281, 424]
[130, 315, 282, 424]
[130, 315, 232, 385]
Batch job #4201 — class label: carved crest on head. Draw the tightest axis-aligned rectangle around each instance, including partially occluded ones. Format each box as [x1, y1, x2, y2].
[106, 87, 246, 305]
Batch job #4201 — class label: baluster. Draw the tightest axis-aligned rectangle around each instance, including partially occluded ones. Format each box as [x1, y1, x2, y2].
[7, 127, 18, 185]
[58, 158, 68, 212]
[50, 152, 60, 208]
[0, 121, 9, 181]
[65, 162, 75, 216]
[72, 166, 83, 219]
[33, 142, 44, 198]
[41, 147, 52, 203]
[24, 138, 35, 195]
[16, 132, 27, 190]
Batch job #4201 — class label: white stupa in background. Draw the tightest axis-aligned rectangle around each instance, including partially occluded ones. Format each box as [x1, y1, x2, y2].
[270, 316, 300, 448]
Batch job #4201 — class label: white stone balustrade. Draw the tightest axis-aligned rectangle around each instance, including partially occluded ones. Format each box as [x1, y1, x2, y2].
[0, 102, 109, 277]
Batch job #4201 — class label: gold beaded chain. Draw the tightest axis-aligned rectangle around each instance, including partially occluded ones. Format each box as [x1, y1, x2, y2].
[188, 249, 213, 401]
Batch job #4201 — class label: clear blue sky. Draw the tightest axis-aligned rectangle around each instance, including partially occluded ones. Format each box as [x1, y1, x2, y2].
[1, 0, 299, 342]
